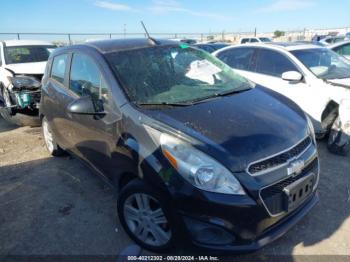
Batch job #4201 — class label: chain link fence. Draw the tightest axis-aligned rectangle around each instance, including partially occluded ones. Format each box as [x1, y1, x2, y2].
[1, 26, 349, 45]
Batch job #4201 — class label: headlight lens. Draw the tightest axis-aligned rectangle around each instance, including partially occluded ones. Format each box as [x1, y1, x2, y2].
[8, 76, 41, 90]
[159, 132, 245, 195]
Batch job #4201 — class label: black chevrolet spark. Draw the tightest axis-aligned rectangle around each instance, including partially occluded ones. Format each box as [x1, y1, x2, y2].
[40, 38, 319, 253]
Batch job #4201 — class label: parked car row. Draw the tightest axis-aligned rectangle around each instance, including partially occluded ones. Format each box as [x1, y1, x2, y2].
[0, 37, 348, 253]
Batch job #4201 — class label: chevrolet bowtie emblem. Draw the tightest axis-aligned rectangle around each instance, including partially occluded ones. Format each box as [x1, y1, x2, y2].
[287, 159, 305, 177]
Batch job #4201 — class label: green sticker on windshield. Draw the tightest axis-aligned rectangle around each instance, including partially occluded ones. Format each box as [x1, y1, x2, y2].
[179, 44, 189, 49]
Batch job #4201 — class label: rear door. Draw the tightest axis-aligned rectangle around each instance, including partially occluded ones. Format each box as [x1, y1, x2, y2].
[43, 53, 72, 149]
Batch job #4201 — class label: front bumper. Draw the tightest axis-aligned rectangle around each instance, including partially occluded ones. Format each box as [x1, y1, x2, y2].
[180, 192, 318, 253]
[166, 137, 319, 253]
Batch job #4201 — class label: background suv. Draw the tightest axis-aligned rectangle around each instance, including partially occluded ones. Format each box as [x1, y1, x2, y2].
[40, 39, 319, 253]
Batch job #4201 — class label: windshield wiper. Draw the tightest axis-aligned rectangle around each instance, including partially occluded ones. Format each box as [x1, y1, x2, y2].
[189, 86, 251, 104]
[137, 101, 193, 107]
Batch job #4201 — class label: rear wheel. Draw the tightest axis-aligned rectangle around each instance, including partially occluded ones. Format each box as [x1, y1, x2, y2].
[117, 180, 176, 252]
[327, 116, 350, 156]
[42, 116, 65, 156]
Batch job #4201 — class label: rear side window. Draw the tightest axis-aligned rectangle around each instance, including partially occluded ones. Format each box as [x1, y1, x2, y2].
[217, 48, 255, 71]
[51, 54, 68, 84]
[334, 44, 350, 56]
[241, 38, 249, 44]
[255, 49, 298, 77]
[250, 38, 259, 43]
[69, 53, 109, 103]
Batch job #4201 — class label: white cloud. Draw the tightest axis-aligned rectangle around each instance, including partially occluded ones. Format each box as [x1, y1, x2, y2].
[149, 0, 231, 21]
[257, 0, 315, 13]
[94, 1, 132, 11]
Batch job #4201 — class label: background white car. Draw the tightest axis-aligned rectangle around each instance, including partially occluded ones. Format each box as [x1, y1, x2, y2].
[240, 37, 272, 44]
[213, 42, 350, 155]
[0, 40, 56, 125]
[329, 40, 350, 60]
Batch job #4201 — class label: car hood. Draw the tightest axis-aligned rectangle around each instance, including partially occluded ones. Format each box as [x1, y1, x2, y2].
[142, 86, 308, 171]
[327, 78, 350, 88]
[5, 61, 47, 75]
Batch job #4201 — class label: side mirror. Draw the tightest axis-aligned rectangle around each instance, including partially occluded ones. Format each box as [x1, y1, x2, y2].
[67, 96, 105, 116]
[282, 71, 303, 82]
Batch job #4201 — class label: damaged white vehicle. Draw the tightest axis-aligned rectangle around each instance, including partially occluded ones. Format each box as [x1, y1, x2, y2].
[214, 43, 350, 155]
[0, 40, 56, 125]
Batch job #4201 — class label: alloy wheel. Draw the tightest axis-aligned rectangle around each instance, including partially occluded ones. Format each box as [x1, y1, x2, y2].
[123, 193, 171, 247]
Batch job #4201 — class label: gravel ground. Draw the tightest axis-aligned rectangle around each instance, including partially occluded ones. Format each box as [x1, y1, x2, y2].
[0, 116, 349, 260]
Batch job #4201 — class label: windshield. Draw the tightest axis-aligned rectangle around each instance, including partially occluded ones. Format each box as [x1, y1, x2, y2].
[291, 48, 350, 80]
[259, 38, 272, 42]
[4, 45, 56, 64]
[106, 45, 254, 105]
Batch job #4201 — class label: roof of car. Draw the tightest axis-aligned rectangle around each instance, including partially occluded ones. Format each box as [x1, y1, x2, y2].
[328, 40, 350, 49]
[2, 40, 54, 47]
[84, 38, 178, 53]
[266, 42, 324, 50]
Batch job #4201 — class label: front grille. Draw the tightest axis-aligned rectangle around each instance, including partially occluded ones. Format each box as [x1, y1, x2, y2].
[248, 137, 312, 175]
[260, 157, 318, 215]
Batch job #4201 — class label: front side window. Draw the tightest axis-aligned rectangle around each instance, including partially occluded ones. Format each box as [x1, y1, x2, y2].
[70, 53, 109, 103]
[4, 45, 56, 64]
[292, 48, 350, 80]
[255, 49, 298, 77]
[334, 44, 350, 56]
[217, 48, 255, 71]
[51, 54, 68, 84]
[106, 45, 254, 105]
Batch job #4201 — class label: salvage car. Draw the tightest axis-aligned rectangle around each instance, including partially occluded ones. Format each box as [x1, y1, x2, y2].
[0, 40, 56, 125]
[40, 38, 319, 253]
[329, 40, 350, 60]
[214, 42, 350, 155]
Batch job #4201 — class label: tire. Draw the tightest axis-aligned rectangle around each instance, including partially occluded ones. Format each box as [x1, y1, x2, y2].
[117, 179, 178, 252]
[42, 116, 65, 157]
[327, 116, 350, 156]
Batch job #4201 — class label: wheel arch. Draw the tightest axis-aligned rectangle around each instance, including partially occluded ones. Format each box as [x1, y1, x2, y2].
[321, 100, 339, 131]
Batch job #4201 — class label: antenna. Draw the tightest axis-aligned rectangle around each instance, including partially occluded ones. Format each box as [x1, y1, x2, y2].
[140, 21, 159, 45]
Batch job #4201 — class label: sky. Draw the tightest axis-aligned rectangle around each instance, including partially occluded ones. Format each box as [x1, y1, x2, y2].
[0, 0, 349, 35]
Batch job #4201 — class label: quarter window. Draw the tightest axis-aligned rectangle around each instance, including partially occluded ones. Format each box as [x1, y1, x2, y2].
[51, 54, 68, 84]
[69, 53, 109, 103]
[255, 49, 298, 77]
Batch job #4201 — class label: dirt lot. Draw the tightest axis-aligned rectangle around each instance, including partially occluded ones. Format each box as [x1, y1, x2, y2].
[0, 116, 349, 259]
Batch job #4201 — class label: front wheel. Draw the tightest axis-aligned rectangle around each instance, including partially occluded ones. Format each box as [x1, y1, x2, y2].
[117, 180, 176, 252]
[327, 117, 350, 156]
[42, 116, 65, 156]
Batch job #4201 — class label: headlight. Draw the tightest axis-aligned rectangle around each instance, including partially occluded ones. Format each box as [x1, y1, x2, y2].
[339, 99, 350, 125]
[306, 115, 316, 143]
[158, 132, 245, 195]
[7, 75, 41, 90]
